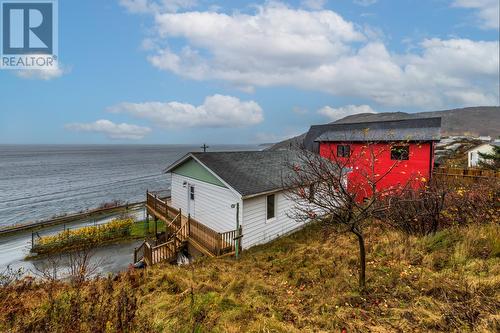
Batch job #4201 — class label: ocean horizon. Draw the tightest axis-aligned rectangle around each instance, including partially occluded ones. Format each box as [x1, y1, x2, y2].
[0, 144, 261, 227]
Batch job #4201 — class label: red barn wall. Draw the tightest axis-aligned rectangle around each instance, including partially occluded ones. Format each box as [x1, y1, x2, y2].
[319, 142, 433, 199]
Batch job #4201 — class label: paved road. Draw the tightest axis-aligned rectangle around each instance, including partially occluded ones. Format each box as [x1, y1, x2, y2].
[0, 208, 146, 277]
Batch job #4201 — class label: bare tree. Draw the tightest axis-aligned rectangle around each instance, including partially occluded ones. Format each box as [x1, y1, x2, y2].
[32, 253, 63, 282]
[67, 246, 101, 285]
[284, 143, 416, 290]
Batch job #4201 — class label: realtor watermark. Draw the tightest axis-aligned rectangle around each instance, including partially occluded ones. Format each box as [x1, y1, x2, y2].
[1, 0, 58, 70]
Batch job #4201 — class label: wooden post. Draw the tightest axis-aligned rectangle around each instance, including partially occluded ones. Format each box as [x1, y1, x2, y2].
[188, 214, 191, 237]
[217, 234, 221, 256]
[235, 202, 240, 259]
[154, 216, 158, 238]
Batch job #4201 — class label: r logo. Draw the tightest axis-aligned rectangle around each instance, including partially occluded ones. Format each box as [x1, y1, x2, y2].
[1, 0, 57, 69]
[2, 1, 53, 54]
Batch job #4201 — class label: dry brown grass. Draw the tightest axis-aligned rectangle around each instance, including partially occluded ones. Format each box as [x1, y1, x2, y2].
[1, 222, 499, 332]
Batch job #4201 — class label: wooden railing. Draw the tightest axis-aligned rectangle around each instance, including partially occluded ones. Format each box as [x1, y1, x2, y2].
[150, 238, 180, 265]
[136, 237, 181, 266]
[143, 190, 243, 261]
[188, 217, 219, 255]
[146, 191, 179, 221]
[134, 241, 146, 264]
[143, 242, 152, 266]
[219, 227, 242, 255]
[189, 217, 242, 256]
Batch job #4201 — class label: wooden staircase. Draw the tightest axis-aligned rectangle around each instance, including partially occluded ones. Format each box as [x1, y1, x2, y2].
[134, 191, 242, 267]
[134, 211, 189, 266]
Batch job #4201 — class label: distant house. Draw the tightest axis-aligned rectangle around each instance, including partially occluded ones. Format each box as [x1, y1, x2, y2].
[467, 142, 499, 168]
[304, 118, 442, 198]
[164, 151, 308, 250]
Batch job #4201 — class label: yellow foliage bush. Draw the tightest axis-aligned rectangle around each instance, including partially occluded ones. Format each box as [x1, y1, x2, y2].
[35, 218, 134, 253]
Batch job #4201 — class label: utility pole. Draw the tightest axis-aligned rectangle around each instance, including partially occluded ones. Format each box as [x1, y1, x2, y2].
[201, 143, 209, 152]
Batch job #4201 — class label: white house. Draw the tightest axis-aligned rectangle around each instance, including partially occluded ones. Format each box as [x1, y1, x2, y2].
[467, 143, 498, 167]
[164, 151, 309, 250]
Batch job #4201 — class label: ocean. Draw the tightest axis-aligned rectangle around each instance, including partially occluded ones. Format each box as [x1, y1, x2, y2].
[0, 144, 260, 227]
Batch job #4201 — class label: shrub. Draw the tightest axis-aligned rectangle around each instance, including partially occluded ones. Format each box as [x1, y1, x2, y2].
[382, 178, 499, 236]
[0, 273, 156, 333]
[34, 218, 134, 254]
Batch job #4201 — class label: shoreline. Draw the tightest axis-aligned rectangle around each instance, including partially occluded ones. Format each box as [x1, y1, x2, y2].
[0, 201, 145, 237]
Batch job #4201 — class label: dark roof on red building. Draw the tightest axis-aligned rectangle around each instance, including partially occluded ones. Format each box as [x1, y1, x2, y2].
[304, 117, 441, 151]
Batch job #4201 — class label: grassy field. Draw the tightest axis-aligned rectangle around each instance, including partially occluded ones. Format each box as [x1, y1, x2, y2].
[2, 221, 499, 332]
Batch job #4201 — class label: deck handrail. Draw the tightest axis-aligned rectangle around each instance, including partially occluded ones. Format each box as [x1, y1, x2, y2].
[145, 191, 243, 259]
[133, 241, 146, 263]
[165, 212, 181, 233]
[150, 238, 178, 264]
[143, 241, 153, 266]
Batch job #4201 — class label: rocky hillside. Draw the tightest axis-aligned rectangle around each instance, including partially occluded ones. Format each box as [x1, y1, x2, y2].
[269, 106, 499, 150]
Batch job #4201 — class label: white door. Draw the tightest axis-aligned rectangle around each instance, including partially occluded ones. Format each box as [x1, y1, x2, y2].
[187, 184, 195, 217]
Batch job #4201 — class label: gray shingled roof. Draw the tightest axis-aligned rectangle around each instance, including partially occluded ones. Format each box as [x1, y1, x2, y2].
[304, 117, 442, 151]
[168, 150, 302, 198]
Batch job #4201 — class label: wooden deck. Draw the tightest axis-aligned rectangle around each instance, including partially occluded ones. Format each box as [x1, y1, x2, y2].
[134, 191, 241, 266]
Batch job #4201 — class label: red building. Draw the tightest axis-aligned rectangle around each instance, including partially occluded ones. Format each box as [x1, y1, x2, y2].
[304, 118, 441, 199]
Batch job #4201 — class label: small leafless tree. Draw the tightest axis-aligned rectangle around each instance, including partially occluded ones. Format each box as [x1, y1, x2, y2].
[32, 253, 63, 282]
[284, 143, 416, 290]
[67, 246, 101, 285]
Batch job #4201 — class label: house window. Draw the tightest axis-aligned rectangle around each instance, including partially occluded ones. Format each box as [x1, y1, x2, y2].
[391, 146, 409, 160]
[190, 186, 195, 200]
[337, 145, 351, 157]
[266, 194, 276, 220]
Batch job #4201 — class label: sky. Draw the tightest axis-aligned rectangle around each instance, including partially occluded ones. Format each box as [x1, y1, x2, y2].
[0, 0, 498, 144]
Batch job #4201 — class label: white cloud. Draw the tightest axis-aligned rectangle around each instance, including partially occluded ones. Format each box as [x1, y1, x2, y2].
[119, 0, 196, 14]
[452, 0, 499, 29]
[135, 2, 498, 108]
[15, 65, 68, 80]
[107, 94, 264, 128]
[65, 120, 151, 140]
[301, 0, 327, 10]
[353, 0, 378, 6]
[318, 104, 376, 121]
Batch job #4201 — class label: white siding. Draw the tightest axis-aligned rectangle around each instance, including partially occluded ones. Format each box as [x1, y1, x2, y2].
[468, 144, 495, 167]
[241, 191, 307, 249]
[170, 173, 240, 232]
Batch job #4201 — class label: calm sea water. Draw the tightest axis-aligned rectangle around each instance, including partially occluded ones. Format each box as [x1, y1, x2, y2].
[0, 144, 259, 227]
